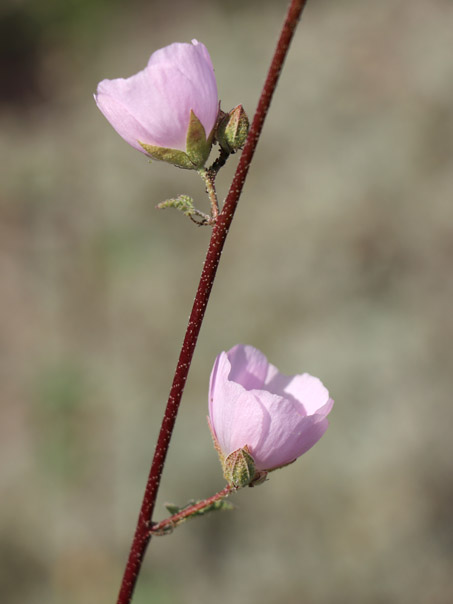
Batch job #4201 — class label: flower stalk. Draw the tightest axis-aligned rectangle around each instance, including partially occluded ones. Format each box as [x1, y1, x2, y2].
[150, 485, 236, 536]
[198, 168, 219, 222]
[116, 2, 311, 603]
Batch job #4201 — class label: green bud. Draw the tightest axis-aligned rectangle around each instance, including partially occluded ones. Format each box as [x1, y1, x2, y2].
[223, 445, 256, 488]
[216, 105, 249, 153]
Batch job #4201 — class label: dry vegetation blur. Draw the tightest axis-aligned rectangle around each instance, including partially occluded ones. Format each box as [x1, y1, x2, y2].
[1, 0, 452, 602]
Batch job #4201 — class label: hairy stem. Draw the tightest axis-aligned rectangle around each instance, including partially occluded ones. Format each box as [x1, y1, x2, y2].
[198, 168, 219, 221]
[150, 484, 236, 535]
[116, 1, 309, 602]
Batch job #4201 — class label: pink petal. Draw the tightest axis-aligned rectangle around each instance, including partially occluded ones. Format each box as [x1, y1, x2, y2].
[227, 344, 270, 390]
[248, 390, 331, 470]
[265, 371, 332, 415]
[94, 84, 154, 153]
[219, 391, 267, 458]
[146, 41, 218, 137]
[209, 352, 265, 457]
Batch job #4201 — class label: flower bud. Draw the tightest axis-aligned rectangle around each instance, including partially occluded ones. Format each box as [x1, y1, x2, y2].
[223, 445, 256, 488]
[216, 105, 249, 153]
[94, 40, 219, 169]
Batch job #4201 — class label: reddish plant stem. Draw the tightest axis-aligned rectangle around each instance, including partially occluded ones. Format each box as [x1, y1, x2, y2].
[116, 1, 309, 602]
[150, 484, 235, 535]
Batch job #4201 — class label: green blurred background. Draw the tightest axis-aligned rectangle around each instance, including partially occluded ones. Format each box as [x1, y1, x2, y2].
[1, 0, 452, 602]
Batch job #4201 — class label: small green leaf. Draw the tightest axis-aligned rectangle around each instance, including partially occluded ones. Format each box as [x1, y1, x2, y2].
[157, 195, 196, 216]
[156, 195, 211, 224]
[185, 110, 212, 168]
[139, 111, 213, 170]
[139, 142, 197, 170]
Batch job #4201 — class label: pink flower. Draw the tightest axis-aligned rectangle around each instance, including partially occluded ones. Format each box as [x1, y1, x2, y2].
[209, 345, 333, 481]
[94, 40, 219, 169]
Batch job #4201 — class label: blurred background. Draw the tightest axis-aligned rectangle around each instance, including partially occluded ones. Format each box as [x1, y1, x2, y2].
[1, 0, 452, 602]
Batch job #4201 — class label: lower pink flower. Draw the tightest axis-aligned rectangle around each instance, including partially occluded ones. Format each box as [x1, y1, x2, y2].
[209, 345, 333, 473]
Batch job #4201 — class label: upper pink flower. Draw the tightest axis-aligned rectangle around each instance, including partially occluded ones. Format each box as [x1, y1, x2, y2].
[94, 40, 218, 165]
[209, 345, 334, 472]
